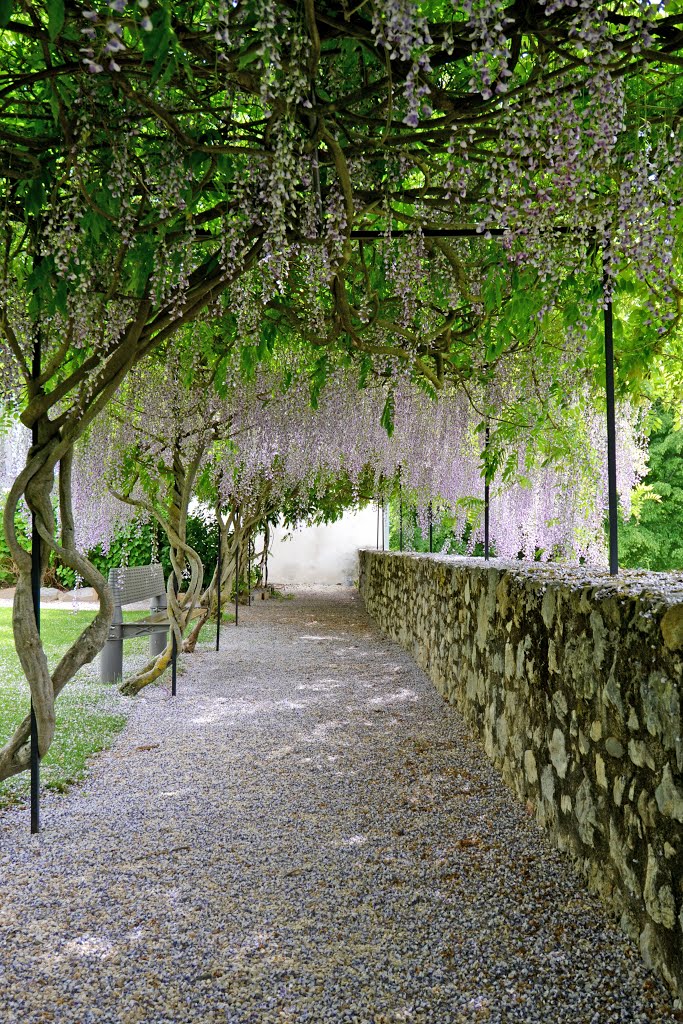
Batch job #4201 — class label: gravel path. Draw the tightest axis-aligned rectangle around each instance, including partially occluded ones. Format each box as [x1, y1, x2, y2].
[0, 588, 677, 1023]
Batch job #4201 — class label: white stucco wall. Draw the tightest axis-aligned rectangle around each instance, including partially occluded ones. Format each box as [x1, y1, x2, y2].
[266, 506, 383, 585]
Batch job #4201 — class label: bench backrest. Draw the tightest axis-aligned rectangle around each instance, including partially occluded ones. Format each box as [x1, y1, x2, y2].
[108, 563, 165, 607]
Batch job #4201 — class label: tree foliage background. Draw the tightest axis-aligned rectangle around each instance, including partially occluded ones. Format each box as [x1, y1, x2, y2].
[620, 409, 683, 571]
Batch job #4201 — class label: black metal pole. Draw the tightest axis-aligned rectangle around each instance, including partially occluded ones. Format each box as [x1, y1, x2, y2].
[264, 536, 269, 588]
[30, 703, 39, 833]
[171, 631, 177, 695]
[351, 227, 510, 240]
[428, 502, 433, 554]
[349, 226, 584, 241]
[30, 334, 41, 835]
[381, 500, 385, 551]
[248, 535, 252, 606]
[216, 520, 221, 652]
[235, 543, 239, 626]
[604, 272, 619, 576]
[484, 423, 490, 562]
[170, 571, 177, 697]
[399, 468, 403, 552]
[484, 480, 490, 560]
[30, 559, 40, 834]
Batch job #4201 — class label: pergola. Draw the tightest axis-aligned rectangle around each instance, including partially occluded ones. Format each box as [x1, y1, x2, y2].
[1, 3, 681, 833]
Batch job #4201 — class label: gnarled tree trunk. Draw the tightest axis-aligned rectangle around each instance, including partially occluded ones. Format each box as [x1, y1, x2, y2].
[117, 442, 205, 695]
[0, 437, 114, 781]
[182, 502, 239, 652]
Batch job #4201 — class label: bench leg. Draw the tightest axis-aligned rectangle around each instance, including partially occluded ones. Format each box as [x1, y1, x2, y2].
[100, 638, 123, 683]
[149, 630, 168, 658]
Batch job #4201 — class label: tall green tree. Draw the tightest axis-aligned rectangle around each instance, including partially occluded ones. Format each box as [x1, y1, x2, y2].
[620, 409, 683, 570]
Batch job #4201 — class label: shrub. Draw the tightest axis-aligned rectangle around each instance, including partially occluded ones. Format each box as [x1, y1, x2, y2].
[0, 501, 219, 592]
[87, 510, 218, 590]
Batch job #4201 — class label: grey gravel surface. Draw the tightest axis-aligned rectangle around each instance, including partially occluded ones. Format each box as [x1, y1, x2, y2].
[0, 588, 677, 1023]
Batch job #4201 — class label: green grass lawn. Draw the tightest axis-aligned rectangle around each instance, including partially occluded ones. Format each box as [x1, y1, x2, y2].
[0, 607, 222, 808]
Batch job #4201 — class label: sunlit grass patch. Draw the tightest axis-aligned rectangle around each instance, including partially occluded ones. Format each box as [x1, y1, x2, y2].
[0, 607, 223, 808]
[0, 608, 142, 807]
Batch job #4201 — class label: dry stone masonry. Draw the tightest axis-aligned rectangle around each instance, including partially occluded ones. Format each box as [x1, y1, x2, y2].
[358, 550, 683, 1000]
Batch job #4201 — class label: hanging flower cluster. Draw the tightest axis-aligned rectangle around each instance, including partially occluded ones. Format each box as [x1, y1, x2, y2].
[214, 370, 646, 566]
[371, 0, 434, 126]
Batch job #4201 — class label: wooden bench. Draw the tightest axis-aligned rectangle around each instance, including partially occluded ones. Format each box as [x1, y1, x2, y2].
[99, 564, 170, 683]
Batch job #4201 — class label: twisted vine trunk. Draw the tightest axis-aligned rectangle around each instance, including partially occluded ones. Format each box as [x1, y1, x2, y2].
[0, 302, 156, 780]
[182, 485, 276, 652]
[261, 521, 271, 587]
[118, 444, 205, 695]
[0, 433, 114, 781]
[182, 504, 240, 653]
[0, 240, 263, 777]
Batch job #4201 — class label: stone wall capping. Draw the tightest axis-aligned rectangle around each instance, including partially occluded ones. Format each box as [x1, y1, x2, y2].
[358, 548, 683, 605]
[359, 549, 683, 1002]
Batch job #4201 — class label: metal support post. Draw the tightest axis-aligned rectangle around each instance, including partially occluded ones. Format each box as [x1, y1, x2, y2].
[30, 525, 41, 833]
[30, 703, 39, 833]
[484, 423, 490, 562]
[376, 503, 380, 549]
[381, 501, 385, 551]
[398, 467, 403, 552]
[30, 335, 41, 835]
[604, 273, 619, 576]
[248, 535, 252, 606]
[170, 572, 177, 697]
[235, 544, 239, 626]
[428, 502, 433, 554]
[216, 521, 221, 652]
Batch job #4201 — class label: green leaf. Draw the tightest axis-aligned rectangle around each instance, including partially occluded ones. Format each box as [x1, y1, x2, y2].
[483, 275, 502, 313]
[82, 209, 109, 245]
[212, 357, 229, 399]
[24, 177, 46, 219]
[143, 6, 173, 83]
[258, 319, 276, 358]
[240, 344, 257, 380]
[414, 375, 437, 402]
[153, 47, 176, 89]
[26, 255, 53, 293]
[49, 91, 60, 127]
[216, 154, 234, 176]
[358, 354, 372, 389]
[237, 45, 262, 70]
[309, 354, 328, 410]
[380, 390, 395, 437]
[125, 241, 154, 295]
[0, 1, 13, 28]
[53, 279, 68, 315]
[47, 0, 64, 40]
[188, 151, 211, 177]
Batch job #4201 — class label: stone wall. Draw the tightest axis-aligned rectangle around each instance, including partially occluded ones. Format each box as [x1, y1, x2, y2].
[358, 550, 683, 1000]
